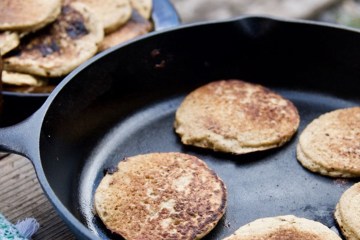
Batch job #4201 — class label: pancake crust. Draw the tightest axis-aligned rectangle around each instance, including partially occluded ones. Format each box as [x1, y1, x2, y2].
[0, 0, 61, 32]
[334, 183, 360, 240]
[174, 80, 300, 154]
[2, 71, 47, 86]
[3, 2, 103, 77]
[94, 152, 227, 240]
[64, 0, 132, 34]
[98, 10, 152, 52]
[0, 31, 19, 55]
[297, 107, 360, 177]
[223, 215, 341, 240]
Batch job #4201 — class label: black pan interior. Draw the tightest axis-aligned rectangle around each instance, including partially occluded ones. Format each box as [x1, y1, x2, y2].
[39, 17, 360, 239]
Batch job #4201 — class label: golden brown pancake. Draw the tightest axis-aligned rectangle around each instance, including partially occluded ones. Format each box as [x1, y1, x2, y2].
[174, 79, 300, 154]
[98, 10, 152, 52]
[64, 0, 132, 34]
[2, 71, 47, 86]
[297, 107, 360, 177]
[130, 0, 152, 19]
[223, 215, 341, 240]
[0, 0, 61, 32]
[334, 182, 360, 240]
[94, 152, 227, 240]
[3, 2, 103, 77]
[0, 31, 19, 55]
[3, 85, 55, 93]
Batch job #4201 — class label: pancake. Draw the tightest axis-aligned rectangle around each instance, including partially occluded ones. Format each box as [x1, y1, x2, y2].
[0, 0, 61, 32]
[2, 71, 47, 86]
[2, 85, 55, 94]
[297, 107, 360, 177]
[64, 0, 132, 34]
[98, 10, 152, 52]
[0, 31, 19, 55]
[3, 2, 104, 77]
[334, 182, 360, 240]
[174, 79, 300, 154]
[130, 0, 153, 19]
[223, 215, 341, 240]
[94, 152, 227, 239]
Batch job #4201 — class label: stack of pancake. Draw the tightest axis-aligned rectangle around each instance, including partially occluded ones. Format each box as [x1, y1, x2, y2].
[0, 0, 152, 93]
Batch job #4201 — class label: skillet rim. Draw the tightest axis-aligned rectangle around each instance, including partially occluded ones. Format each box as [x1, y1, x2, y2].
[35, 15, 360, 239]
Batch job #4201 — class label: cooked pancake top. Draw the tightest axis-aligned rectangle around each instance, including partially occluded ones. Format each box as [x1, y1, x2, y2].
[3, 2, 103, 77]
[94, 152, 227, 240]
[223, 215, 341, 240]
[299, 107, 360, 175]
[64, 0, 132, 33]
[98, 10, 152, 51]
[337, 182, 360, 237]
[175, 80, 299, 148]
[13, 5, 89, 58]
[0, 0, 61, 31]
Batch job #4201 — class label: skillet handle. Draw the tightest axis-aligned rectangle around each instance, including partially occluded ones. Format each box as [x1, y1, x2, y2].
[0, 111, 42, 161]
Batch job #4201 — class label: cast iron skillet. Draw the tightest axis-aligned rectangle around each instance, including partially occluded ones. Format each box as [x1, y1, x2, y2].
[0, 0, 180, 126]
[0, 15, 359, 239]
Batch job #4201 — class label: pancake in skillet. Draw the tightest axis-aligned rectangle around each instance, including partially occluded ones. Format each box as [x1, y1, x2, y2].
[223, 215, 341, 240]
[3, 2, 103, 77]
[0, 31, 19, 55]
[297, 107, 360, 177]
[63, 0, 132, 33]
[334, 182, 360, 240]
[174, 79, 300, 154]
[94, 152, 227, 240]
[0, 0, 61, 32]
[98, 10, 152, 51]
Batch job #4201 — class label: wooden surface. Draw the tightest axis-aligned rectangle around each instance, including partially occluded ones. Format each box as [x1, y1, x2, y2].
[0, 153, 75, 240]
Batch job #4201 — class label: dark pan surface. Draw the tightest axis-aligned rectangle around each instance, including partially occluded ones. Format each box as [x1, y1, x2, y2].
[81, 90, 358, 239]
[38, 17, 360, 239]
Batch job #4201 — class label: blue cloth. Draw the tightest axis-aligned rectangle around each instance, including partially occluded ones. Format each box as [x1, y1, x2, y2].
[0, 214, 39, 240]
